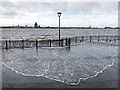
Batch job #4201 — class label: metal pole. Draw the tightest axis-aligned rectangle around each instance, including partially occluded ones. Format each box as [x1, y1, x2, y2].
[59, 16, 60, 46]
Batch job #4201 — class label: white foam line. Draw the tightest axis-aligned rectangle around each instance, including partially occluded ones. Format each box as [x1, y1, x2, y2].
[3, 54, 116, 85]
[73, 55, 115, 85]
[3, 64, 70, 85]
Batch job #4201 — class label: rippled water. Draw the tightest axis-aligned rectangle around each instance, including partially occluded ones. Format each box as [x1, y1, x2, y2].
[2, 28, 118, 40]
[2, 42, 117, 85]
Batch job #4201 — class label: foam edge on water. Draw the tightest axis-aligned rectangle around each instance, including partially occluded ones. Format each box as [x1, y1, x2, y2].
[3, 55, 115, 85]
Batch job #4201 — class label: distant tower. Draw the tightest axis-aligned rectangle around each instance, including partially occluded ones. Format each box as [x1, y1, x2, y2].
[34, 22, 38, 28]
[89, 25, 91, 29]
[25, 25, 27, 28]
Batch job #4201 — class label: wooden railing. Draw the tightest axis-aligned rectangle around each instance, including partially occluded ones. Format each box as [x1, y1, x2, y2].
[1, 35, 120, 49]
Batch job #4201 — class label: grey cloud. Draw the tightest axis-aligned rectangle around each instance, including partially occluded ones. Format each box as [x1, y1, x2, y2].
[65, 2, 117, 14]
[48, 2, 67, 12]
[66, 2, 101, 11]
[2, 10, 17, 17]
[0, 2, 118, 21]
[1, 2, 117, 16]
[0, 2, 17, 17]
[1, 2, 30, 17]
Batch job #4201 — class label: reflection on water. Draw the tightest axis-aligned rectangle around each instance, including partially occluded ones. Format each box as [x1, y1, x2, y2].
[2, 42, 117, 85]
[65, 47, 71, 51]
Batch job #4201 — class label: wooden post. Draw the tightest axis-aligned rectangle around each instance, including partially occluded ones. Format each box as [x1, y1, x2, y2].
[114, 35, 116, 42]
[36, 39, 38, 48]
[9, 40, 11, 48]
[98, 36, 99, 42]
[82, 36, 84, 42]
[6, 40, 8, 49]
[68, 38, 71, 46]
[106, 35, 108, 42]
[50, 39, 51, 47]
[66, 37, 68, 46]
[76, 36, 77, 43]
[90, 36, 91, 42]
[21, 40, 24, 49]
[13, 40, 14, 48]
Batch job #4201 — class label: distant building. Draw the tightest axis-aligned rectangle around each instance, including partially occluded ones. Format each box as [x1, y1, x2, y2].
[89, 25, 91, 29]
[17, 25, 19, 28]
[25, 25, 27, 28]
[34, 22, 38, 28]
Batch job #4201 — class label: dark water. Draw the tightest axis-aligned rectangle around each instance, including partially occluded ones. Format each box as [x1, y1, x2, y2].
[2, 28, 118, 40]
[2, 42, 117, 85]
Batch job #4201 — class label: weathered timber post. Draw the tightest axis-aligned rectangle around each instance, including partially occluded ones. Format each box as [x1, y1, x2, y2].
[36, 39, 38, 48]
[98, 35, 100, 42]
[21, 40, 24, 49]
[106, 35, 108, 42]
[6, 40, 8, 49]
[13, 40, 14, 48]
[50, 39, 51, 47]
[66, 37, 68, 46]
[75, 36, 77, 43]
[90, 36, 91, 42]
[82, 36, 84, 42]
[68, 38, 71, 46]
[109, 39, 111, 42]
[9, 40, 11, 48]
[114, 35, 116, 42]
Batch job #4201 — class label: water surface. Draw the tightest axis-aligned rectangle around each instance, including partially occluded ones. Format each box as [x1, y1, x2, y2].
[2, 42, 117, 85]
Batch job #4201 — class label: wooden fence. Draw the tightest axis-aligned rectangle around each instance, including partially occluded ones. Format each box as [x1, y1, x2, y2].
[1, 35, 120, 49]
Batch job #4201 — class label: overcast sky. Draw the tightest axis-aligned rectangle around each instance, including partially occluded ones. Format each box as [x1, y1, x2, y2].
[0, 1, 118, 27]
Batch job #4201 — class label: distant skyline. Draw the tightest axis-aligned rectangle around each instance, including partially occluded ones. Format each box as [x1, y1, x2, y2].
[0, 1, 118, 27]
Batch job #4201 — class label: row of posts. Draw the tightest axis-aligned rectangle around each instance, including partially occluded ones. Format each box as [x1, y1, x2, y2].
[4, 35, 118, 49]
[5, 40, 24, 49]
[75, 35, 117, 42]
[4, 38, 71, 49]
[35, 38, 71, 48]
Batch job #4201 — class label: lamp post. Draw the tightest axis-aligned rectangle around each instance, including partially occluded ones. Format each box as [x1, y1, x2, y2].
[57, 12, 62, 46]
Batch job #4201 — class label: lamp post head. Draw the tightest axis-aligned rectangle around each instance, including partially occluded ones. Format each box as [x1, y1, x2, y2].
[57, 12, 62, 17]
